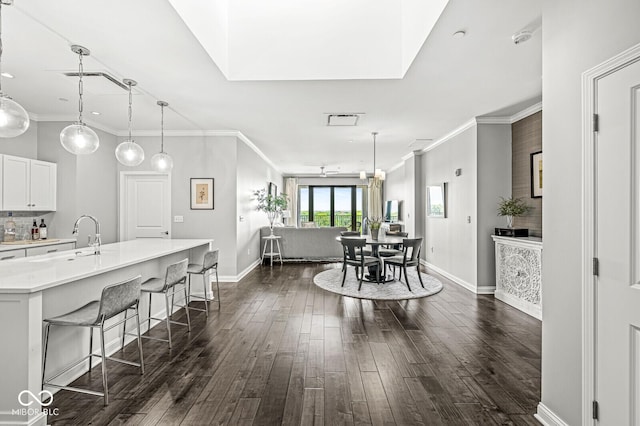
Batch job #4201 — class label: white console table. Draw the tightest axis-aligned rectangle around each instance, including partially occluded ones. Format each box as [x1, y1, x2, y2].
[491, 235, 542, 320]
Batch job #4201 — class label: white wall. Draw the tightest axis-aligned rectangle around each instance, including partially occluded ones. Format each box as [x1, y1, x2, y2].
[116, 135, 239, 277]
[477, 123, 512, 288]
[541, 0, 640, 423]
[422, 126, 477, 286]
[236, 141, 282, 274]
[0, 121, 38, 159]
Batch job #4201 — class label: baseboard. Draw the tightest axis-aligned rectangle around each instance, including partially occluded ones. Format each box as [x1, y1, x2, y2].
[0, 411, 47, 426]
[421, 260, 495, 294]
[219, 259, 261, 283]
[495, 289, 542, 320]
[535, 402, 569, 426]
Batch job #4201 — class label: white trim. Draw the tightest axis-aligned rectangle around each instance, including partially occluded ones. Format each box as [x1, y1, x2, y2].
[475, 116, 511, 124]
[510, 101, 542, 123]
[495, 289, 541, 320]
[535, 402, 570, 426]
[581, 41, 640, 426]
[235, 132, 281, 174]
[386, 161, 405, 174]
[219, 259, 261, 283]
[118, 171, 172, 242]
[30, 114, 121, 136]
[0, 412, 47, 426]
[422, 118, 477, 153]
[422, 259, 494, 294]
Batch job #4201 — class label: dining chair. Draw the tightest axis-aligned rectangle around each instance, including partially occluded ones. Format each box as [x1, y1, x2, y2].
[341, 238, 381, 290]
[384, 238, 424, 291]
[340, 231, 361, 271]
[43, 275, 144, 405]
[379, 231, 408, 257]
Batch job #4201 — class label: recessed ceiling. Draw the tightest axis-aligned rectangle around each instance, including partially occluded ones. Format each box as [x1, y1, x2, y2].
[3, 0, 541, 175]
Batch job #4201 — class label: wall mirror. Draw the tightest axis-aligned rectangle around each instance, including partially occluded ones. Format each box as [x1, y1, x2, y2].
[427, 183, 447, 218]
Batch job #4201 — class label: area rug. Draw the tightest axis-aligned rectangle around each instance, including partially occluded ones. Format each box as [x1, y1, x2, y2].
[313, 267, 443, 300]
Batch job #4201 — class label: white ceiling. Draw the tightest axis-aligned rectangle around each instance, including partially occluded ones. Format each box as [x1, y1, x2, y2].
[2, 0, 541, 175]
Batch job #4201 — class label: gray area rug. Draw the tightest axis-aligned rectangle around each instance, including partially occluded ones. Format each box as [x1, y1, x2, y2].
[313, 267, 443, 300]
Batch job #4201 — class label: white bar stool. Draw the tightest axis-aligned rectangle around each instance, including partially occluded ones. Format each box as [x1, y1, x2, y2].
[187, 249, 220, 316]
[42, 275, 144, 406]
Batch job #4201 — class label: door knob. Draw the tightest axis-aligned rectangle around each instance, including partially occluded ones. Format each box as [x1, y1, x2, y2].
[163, 231, 169, 235]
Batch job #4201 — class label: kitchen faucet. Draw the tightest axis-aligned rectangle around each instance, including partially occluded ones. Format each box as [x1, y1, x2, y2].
[72, 215, 101, 255]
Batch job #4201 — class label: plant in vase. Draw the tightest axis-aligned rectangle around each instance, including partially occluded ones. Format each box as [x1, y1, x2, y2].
[368, 217, 382, 240]
[254, 188, 288, 235]
[497, 196, 529, 228]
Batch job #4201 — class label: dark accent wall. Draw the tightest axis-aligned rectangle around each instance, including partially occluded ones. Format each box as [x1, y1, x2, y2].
[512, 111, 542, 237]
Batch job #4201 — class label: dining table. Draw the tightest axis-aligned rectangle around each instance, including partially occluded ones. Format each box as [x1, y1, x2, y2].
[336, 234, 406, 282]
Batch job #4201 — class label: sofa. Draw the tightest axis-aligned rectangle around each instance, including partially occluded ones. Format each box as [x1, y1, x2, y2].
[260, 226, 347, 261]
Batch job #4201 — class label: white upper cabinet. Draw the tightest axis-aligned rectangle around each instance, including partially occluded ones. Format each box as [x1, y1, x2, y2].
[2, 155, 57, 211]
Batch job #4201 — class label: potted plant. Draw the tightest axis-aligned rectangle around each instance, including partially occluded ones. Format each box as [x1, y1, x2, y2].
[254, 189, 288, 235]
[368, 217, 382, 240]
[497, 196, 529, 228]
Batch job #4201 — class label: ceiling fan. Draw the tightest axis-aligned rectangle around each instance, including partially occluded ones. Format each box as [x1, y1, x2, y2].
[319, 166, 339, 177]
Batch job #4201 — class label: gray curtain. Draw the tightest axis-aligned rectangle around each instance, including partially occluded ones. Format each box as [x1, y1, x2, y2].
[284, 177, 298, 227]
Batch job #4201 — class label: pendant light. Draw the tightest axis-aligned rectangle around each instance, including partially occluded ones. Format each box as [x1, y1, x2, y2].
[360, 132, 385, 182]
[0, 0, 29, 138]
[150, 101, 173, 172]
[60, 45, 99, 154]
[115, 79, 144, 166]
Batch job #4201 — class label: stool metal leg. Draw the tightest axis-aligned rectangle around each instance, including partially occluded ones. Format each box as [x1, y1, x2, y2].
[215, 267, 220, 309]
[89, 328, 94, 371]
[42, 323, 50, 389]
[183, 284, 192, 331]
[164, 292, 173, 349]
[201, 273, 209, 316]
[121, 309, 128, 350]
[134, 304, 144, 374]
[99, 324, 108, 405]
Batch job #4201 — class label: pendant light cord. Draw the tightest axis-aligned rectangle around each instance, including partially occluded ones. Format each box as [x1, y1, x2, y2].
[160, 103, 164, 153]
[372, 132, 377, 175]
[78, 50, 84, 124]
[127, 82, 133, 143]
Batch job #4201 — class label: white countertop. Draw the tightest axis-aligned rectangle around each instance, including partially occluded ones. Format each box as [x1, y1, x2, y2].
[491, 235, 543, 247]
[0, 239, 212, 294]
[0, 238, 77, 252]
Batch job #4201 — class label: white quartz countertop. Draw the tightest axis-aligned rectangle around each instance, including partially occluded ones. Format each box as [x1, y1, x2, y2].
[0, 239, 212, 294]
[491, 235, 543, 247]
[0, 238, 77, 252]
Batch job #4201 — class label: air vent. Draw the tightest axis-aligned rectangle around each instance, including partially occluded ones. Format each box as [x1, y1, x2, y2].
[63, 71, 129, 94]
[326, 113, 362, 126]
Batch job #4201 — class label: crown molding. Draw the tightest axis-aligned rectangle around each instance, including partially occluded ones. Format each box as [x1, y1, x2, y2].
[509, 101, 542, 123]
[421, 118, 477, 153]
[29, 113, 121, 135]
[475, 116, 511, 124]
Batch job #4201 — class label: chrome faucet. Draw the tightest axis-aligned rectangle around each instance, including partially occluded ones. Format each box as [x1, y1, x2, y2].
[72, 215, 101, 255]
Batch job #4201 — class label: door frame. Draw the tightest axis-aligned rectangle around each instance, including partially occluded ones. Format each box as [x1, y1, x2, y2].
[118, 171, 172, 241]
[582, 42, 640, 425]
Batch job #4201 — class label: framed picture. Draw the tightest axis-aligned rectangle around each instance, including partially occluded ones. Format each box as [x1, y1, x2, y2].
[268, 182, 278, 197]
[190, 178, 214, 210]
[530, 151, 543, 198]
[427, 182, 447, 218]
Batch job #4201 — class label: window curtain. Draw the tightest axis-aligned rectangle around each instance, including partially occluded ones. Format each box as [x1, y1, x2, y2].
[284, 177, 298, 227]
[367, 177, 383, 225]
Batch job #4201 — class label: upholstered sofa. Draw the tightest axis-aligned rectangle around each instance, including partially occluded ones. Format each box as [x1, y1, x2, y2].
[259, 226, 347, 261]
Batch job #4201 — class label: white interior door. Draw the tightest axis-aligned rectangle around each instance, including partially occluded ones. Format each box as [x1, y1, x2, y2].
[121, 173, 171, 240]
[596, 58, 640, 424]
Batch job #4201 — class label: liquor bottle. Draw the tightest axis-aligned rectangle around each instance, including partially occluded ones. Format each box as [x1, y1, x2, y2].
[4, 212, 16, 242]
[39, 219, 47, 240]
[31, 220, 39, 240]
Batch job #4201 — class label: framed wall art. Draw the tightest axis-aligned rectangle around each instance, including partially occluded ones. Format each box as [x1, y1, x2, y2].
[190, 178, 214, 209]
[530, 151, 543, 198]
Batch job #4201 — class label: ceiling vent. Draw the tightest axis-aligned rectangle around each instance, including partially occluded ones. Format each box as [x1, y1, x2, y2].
[62, 71, 130, 95]
[326, 113, 362, 126]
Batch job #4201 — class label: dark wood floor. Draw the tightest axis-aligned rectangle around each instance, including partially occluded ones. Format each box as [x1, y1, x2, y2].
[47, 263, 541, 425]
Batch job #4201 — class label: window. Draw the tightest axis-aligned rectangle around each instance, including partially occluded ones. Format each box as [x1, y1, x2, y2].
[298, 185, 366, 230]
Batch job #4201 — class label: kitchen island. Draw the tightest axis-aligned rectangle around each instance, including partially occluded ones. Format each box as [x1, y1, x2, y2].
[0, 238, 212, 426]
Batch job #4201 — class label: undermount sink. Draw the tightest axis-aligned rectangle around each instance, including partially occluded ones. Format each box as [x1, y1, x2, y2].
[27, 250, 97, 263]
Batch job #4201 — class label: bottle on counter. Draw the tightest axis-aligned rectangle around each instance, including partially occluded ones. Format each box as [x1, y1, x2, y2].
[39, 218, 47, 240]
[31, 220, 39, 241]
[4, 212, 16, 242]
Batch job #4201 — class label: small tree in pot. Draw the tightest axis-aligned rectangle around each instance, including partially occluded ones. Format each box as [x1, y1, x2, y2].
[254, 189, 289, 235]
[497, 196, 529, 228]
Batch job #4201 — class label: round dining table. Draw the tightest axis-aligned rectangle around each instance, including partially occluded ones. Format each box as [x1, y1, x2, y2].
[336, 234, 406, 282]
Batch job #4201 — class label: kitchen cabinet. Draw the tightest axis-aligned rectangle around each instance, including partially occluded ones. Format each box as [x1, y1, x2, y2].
[0, 248, 25, 261]
[26, 242, 75, 256]
[0, 240, 76, 261]
[2, 154, 56, 211]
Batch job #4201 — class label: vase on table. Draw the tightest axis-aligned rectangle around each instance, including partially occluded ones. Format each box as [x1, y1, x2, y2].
[371, 228, 379, 240]
[506, 215, 514, 228]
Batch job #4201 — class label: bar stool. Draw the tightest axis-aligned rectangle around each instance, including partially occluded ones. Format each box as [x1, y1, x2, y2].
[136, 258, 191, 349]
[42, 275, 144, 406]
[187, 249, 220, 316]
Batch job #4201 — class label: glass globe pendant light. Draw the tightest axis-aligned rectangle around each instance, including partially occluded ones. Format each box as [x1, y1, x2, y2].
[59, 45, 99, 154]
[150, 101, 173, 172]
[115, 79, 144, 166]
[0, 0, 29, 138]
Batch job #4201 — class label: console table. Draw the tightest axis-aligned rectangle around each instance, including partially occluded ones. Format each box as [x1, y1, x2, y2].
[491, 235, 542, 320]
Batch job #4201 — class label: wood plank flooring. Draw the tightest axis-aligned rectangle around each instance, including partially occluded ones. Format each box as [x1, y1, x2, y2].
[47, 263, 541, 425]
